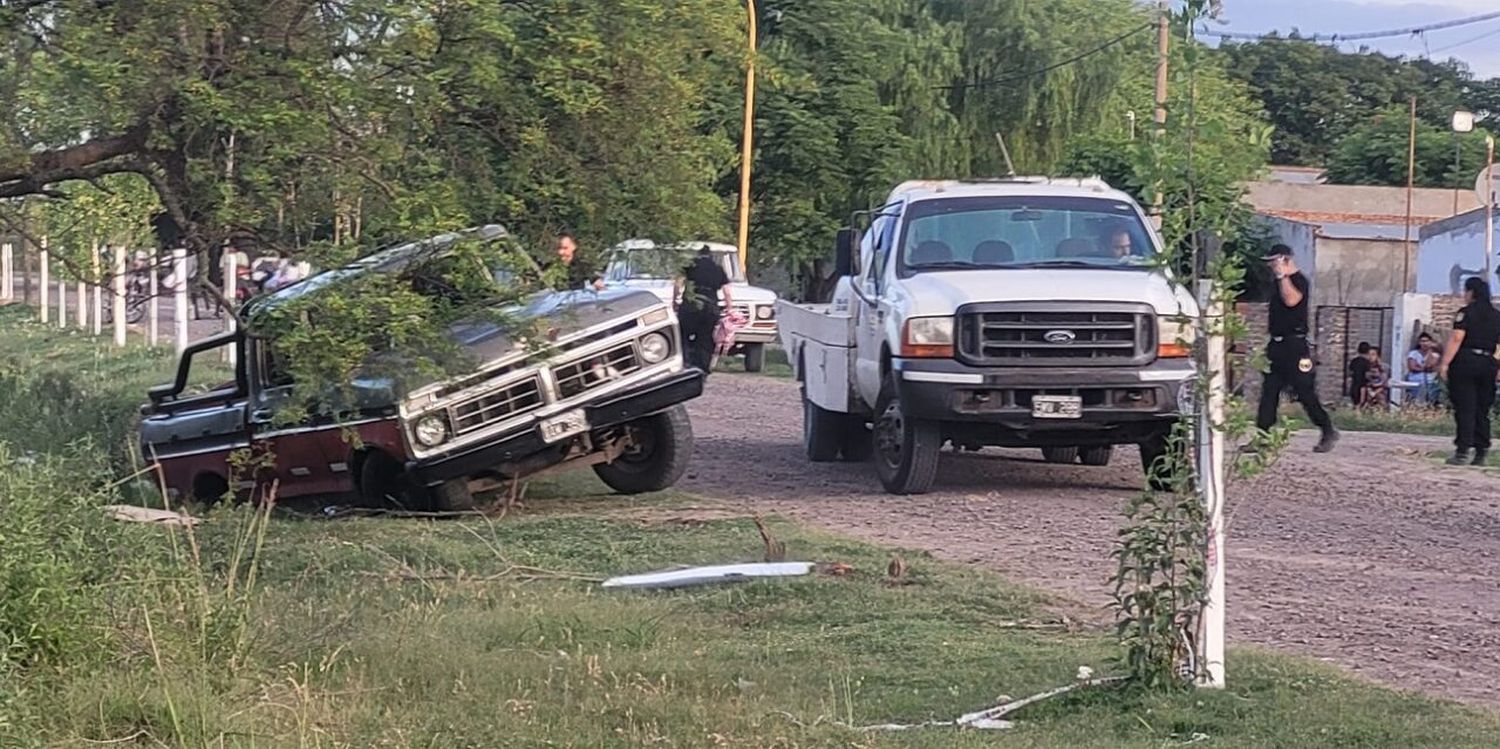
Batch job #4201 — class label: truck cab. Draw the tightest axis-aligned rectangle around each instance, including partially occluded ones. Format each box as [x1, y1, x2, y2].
[604, 240, 780, 371]
[777, 178, 1199, 494]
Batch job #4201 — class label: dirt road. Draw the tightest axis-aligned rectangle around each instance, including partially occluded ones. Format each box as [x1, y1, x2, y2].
[682, 374, 1500, 705]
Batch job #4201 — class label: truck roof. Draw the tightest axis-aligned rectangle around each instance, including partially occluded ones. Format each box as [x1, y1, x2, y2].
[885, 177, 1132, 205]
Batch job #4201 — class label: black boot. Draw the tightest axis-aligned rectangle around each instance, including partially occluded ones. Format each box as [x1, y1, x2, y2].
[1473, 449, 1490, 466]
[1313, 429, 1339, 453]
[1448, 449, 1474, 466]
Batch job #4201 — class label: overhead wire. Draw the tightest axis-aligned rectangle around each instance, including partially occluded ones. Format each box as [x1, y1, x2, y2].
[1200, 10, 1500, 44]
[937, 22, 1153, 91]
[1428, 22, 1500, 56]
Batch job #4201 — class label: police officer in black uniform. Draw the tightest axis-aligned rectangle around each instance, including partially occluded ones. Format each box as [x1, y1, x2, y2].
[1438, 276, 1500, 465]
[1256, 244, 1339, 452]
[676, 245, 732, 374]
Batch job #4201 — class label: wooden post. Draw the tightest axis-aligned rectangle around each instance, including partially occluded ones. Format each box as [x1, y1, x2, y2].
[735, 0, 758, 275]
[223, 248, 238, 367]
[1403, 96, 1417, 292]
[75, 275, 87, 330]
[1152, 0, 1170, 227]
[1, 241, 11, 300]
[148, 246, 159, 345]
[173, 248, 189, 354]
[1196, 281, 1227, 689]
[39, 238, 49, 324]
[112, 244, 127, 347]
[91, 241, 103, 336]
[56, 252, 66, 328]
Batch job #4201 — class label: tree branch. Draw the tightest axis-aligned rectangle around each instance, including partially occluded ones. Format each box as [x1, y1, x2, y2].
[0, 122, 151, 198]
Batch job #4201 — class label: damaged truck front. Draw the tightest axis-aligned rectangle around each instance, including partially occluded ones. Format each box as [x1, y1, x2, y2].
[139, 225, 704, 510]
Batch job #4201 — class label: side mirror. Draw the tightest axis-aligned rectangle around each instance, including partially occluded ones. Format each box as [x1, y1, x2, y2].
[834, 228, 857, 278]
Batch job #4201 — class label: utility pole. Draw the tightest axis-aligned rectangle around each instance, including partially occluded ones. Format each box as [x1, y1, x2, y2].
[1152, 0, 1170, 226]
[1486, 135, 1495, 286]
[1403, 96, 1417, 292]
[735, 0, 758, 277]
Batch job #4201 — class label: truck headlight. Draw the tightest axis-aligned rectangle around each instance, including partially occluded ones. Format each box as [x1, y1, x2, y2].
[1157, 314, 1196, 358]
[900, 316, 954, 358]
[756, 305, 775, 320]
[639, 332, 671, 364]
[413, 413, 449, 448]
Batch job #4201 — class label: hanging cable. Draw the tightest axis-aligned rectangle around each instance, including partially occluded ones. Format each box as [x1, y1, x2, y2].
[1201, 10, 1500, 43]
[937, 22, 1153, 92]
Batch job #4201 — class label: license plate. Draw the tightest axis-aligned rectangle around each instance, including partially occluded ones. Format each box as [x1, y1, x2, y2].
[1032, 395, 1083, 419]
[539, 409, 589, 443]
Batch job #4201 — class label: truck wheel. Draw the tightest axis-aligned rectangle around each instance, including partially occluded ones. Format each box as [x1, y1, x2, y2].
[1079, 445, 1114, 466]
[1041, 446, 1079, 464]
[839, 421, 874, 462]
[424, 478, 476, 513]
[803, 388, 844, 462]
[872, 384, 941, 494]
[358, 451, 472, 512]
[594, 404, 694, 494]
[1139, 433, 1188, 492]
[743, 344, 766, 373]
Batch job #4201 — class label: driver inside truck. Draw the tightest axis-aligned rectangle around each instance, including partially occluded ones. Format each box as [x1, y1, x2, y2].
[1107, 229, 1134, 259]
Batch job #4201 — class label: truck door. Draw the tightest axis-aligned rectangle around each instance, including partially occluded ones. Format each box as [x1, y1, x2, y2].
[245, 341, 347, 498]
[853, 209, 899, 408]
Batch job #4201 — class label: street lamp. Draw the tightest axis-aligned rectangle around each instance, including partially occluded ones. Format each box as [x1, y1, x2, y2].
[1453, 110, 1475, 216]
[735, 0, 758, 277]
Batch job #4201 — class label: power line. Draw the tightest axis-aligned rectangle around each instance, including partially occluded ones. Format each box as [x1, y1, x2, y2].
[938, 23, 1153, 92]
[1429, 22, 1500, 56]
[1202, 10, 1500, 44]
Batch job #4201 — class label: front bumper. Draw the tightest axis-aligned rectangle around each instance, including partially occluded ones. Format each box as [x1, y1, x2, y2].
[405, 369, 704, 488]
[891, 357, 1192, 440]
[732, 326, 778, 345]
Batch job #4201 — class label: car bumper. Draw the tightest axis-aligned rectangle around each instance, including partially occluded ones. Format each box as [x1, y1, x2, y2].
[891, 357, 1192, 431]
[732, 327, 778, 345]
[404, 369, 705, 488]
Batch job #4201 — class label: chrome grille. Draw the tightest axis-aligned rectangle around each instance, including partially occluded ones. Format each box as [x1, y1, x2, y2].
[449, 377, 544, 434]
[959, 305, 1153, 366]
[553, 342, 642, 399]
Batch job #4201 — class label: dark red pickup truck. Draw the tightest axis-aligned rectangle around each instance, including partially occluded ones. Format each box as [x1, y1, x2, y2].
[139, 226, 704, 510]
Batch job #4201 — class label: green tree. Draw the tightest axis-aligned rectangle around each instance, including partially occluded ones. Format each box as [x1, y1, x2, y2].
[1324, 108, 1495, 189]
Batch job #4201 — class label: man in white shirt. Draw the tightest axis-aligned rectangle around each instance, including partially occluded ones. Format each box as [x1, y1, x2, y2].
[1406, 332, 1441, 405]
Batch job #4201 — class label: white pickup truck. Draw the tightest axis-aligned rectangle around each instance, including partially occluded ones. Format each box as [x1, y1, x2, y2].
[777, 178, 1199, 494]
[604, 240, 780, 372]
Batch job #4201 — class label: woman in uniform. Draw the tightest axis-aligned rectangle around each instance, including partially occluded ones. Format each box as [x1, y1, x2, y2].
[1438, 276, 1500, 465]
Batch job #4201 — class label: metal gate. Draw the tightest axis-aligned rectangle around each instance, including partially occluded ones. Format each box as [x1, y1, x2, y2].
[1315, 305, 1395, 405]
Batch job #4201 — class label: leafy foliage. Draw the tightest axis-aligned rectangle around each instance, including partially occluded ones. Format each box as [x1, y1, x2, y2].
[1324, 108, 1496, 189]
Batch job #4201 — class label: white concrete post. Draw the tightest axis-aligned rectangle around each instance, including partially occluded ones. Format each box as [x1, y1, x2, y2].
[75, 277, 87, 330]
[56, 256, 66, 328]
[148, 246, 159, 346]
[112, 244, 127, 347]
[1196, 281, 1227, 690]
[173, 248, 189, 354]
[1, 241, 11, 300]
[90, 242, 102, 336]
[38, 239, 49, 324]
[223, 248, 238, 366]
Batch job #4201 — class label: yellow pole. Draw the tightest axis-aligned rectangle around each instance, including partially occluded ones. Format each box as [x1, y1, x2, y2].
[736, 0, 757, 276]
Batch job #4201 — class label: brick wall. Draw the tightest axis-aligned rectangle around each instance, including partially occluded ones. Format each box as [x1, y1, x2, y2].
[1431, 294, 1464, 339]
[1232, 302, 1268, 407]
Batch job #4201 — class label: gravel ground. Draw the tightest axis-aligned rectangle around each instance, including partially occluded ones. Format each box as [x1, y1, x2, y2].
[682, 374, 1500, 706]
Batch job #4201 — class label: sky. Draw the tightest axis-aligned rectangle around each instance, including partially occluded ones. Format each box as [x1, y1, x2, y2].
[1197, 0, 1500, 79]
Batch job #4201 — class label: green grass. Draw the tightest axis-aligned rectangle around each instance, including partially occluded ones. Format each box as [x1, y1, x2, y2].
[5, 307, 1500, 747]
[1280, 402, 1455, 437]
[715, 344, 793, 379]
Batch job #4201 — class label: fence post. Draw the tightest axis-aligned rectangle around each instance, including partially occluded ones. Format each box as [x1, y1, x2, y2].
[75, 275, 87, 330]
[173, 248, 189, 354]
[56, 253, 67, 328]
[1196, 280, 1227, 689]
[39, 238, 49, 324]
[148, 246, 159, 346]
[112, 244, 127, 347]
[91, 241, 102, 336]
[1, 241, 11, 301]
[223, 248, 238, 366]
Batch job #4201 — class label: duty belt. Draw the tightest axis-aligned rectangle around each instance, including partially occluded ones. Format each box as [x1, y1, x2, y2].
[1270, 334, 1307, 342]
[1466, 348, 1494, 356]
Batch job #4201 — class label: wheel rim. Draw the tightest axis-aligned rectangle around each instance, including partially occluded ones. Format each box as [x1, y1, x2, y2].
[618, 424, 659, 467]
[875, 400, 906, 469]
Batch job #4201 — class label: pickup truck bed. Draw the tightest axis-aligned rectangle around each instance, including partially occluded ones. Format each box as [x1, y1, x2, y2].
[776, 300, 858, 413]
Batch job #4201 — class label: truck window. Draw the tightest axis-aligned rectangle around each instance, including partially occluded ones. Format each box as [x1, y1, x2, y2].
[260, 344, 294, 389]
[898, 196, 1155, 274]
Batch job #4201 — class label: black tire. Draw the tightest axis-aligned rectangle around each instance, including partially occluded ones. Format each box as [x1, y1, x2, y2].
[1139, 433, 1188, 492]
[872, 382, 942, 495]
[125, 299, 147, 325]
[357, 451, 434, 510]
[803, 388, 844, 462]
[744, 344, 766, 373]
[424, 478, 475, 512]
[839, 420, 874, 462]
[1079, 445, 1114, 467]
[594, 404, 694, 494]
[191, 472, 230, 506]
[1041, 446, 1079, 464]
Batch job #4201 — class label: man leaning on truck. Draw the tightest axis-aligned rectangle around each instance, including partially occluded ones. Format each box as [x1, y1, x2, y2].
[1256, 244, 1339, 453]
[675, 245, 732, 374]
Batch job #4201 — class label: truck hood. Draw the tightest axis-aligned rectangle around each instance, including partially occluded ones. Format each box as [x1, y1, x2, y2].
[611, 279, 778, 305]
[897, 269, 1199, 318]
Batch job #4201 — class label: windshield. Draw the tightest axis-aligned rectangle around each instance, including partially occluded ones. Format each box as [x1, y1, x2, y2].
[605, 247, 746, 283]
[898, 196, 1157, 273]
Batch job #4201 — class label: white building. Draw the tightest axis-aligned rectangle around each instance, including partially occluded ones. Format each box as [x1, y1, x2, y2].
[1416, 208, 1500, 296]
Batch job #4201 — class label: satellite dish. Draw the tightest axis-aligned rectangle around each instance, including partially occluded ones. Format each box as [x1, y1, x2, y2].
[1476, 165, 1500, 207]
